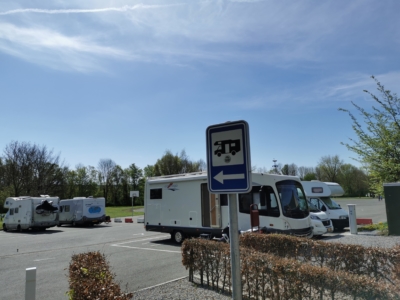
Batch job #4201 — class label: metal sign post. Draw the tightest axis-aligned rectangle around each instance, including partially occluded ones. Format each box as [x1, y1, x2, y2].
[130, 191, 139, 217]
[206, 120, 251, 300]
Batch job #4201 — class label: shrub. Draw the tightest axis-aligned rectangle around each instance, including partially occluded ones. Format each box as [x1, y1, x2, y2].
[68, 251, 133, 300]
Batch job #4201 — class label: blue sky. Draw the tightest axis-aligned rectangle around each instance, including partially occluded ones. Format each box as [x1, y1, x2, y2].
[1, 0, 400, 172]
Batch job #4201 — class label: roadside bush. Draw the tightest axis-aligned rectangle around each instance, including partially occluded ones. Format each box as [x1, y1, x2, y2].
[68, 251, 133, 300]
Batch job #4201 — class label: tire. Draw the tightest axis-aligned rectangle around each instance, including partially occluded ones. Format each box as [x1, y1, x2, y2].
[3, 223, 7, 232]
[72, 221, 76, 227]
[17, 225, 22, 232]
[173, 231, 185, 244]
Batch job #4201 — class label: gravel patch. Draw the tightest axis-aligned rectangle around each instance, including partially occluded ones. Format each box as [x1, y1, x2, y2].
[319, 230, 400, 248]
[133, 277, 232, 300]
[133, 232, 400, 299]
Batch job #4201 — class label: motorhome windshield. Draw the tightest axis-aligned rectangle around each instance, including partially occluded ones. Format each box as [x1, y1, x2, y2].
[307, 200, 321, 213]
[276, 180, 309, 219]
[320, 197, 341, 209]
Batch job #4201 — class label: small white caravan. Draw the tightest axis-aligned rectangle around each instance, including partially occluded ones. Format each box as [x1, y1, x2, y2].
[145, 172, 313, 243]
[58, 197, 106, 226]
[301, 181, 349, 231]
[3, 196, 59, 232]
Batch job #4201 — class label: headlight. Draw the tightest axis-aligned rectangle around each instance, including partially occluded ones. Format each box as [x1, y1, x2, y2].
[339, 215, 348, 219]
[310, 215, 321, 220]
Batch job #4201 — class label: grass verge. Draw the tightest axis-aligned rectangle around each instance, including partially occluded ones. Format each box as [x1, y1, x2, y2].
[105, 206, 144, 219]
[358, 222, 388, 235]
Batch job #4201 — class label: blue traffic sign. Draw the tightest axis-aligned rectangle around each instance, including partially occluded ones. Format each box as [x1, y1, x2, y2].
[206, 120, 251, 193]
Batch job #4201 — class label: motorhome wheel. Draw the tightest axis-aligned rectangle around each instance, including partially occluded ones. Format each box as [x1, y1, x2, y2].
[173, 231, 185, 244]
[3, 223, 7, 232]
[17, 225, 22, 232]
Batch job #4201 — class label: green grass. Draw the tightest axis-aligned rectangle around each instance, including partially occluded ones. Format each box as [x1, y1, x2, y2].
[105, 206, 144, 219]
[358, 222, 388, 235]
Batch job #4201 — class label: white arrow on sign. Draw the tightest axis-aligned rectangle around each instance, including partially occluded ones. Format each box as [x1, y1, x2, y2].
[214, 171, 245, 184]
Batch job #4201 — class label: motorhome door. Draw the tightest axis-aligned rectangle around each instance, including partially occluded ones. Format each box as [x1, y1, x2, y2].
[201, 183, 221, 228]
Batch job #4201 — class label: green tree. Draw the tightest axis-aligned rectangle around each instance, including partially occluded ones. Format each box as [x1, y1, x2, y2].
[153, 150, 202, 176]
[337, 164, 369, 197]
[340, 76, 400, 194]
[303, 173, 317, 181]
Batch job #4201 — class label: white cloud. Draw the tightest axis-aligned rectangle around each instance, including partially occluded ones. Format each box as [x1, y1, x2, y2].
[0, 22, 131, 72]
[0, 1, 399, 72]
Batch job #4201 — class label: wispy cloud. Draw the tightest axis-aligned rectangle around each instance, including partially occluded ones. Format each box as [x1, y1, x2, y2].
[0, 22, 131, 72]
[0, 4, 182, 16]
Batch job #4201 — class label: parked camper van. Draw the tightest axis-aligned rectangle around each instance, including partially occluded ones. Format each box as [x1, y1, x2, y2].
[307, 199, 333, 236]
[301, 181, 349, 231]
[58, 197, 106, 226]
[145, 172, 313, 243]
[3, 196, 59, 232]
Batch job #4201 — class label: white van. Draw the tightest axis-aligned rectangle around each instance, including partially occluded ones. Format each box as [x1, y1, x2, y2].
[307, 199, 333, 236]
[301, 181, 349, 231]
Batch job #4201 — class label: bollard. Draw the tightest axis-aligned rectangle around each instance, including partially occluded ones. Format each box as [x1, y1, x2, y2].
[25, 267, 36, 300]
[348, 204, 357, 235]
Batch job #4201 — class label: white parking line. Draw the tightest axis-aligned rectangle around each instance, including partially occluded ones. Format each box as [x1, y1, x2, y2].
[111, 244, 180, 253]
[115, 234, 171, 245]
[34, 258, 55, 262]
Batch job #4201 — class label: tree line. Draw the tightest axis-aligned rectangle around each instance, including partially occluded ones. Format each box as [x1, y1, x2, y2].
[0, 146, 205, 211]
[0, 77, 396, 209]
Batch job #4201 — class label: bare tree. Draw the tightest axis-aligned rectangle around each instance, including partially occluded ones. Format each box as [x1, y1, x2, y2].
[317, 155, 344, 182]
[3, 141, 63, 197]
[97, 159, 116, 202]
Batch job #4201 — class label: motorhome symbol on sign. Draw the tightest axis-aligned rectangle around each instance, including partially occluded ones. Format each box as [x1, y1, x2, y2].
[206, 120, 251, 193]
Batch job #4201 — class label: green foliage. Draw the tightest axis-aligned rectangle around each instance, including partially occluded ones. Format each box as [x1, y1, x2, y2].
[340, 76, 400, 194]
[359, 222, 388, 235]
[303, 173, 317, 181]
[105, 206, 143, 218]
[153, 149, 204, 176]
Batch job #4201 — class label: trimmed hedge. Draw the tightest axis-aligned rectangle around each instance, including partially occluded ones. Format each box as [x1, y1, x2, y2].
[68, 251, 133, 300]
[182, 237, 400, 300]
[240, 233, 400, 285]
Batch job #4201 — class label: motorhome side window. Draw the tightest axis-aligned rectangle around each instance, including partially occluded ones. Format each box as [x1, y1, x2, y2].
[65, 205, 70, 212]
[15, 208, 19, 214]
[150, 188, 162, 200]
[220, 194, 228, 206]
[239, 192, 252, 214]
[10, 208, 14, 215]
[60, 206, 63, 212]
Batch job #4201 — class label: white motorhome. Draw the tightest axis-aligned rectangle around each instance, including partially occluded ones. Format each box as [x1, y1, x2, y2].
[3, 196, 59, 232]
[58, 197, 106, 226]
[145, 172, 313, 243]
[301, 181, 349, 231]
